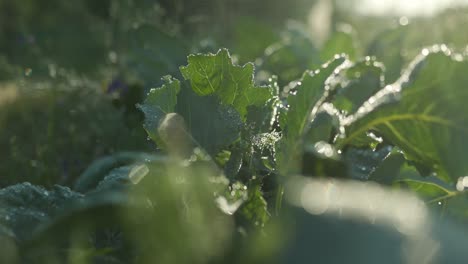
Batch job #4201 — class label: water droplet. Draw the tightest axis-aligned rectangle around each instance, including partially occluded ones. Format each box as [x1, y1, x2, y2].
[399, 16, 409, 26]
[108, 51, 118, 63]
[314, 141, 335, 158]
[48, 64, 57, 78]
[453, 54, 464, 61]
[216, 196, 244, 215]
[24, 68, 32, 77]
[456, 179, 465, 192]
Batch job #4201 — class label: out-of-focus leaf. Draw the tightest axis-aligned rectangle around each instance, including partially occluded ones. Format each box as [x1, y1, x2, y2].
[0, 56, 20, 81]
[283, 176, 468, 264]
[232, 17, 280, 62]
[0, 82, 150, 187]
[125, 25, 188, 87]
[367, 26, 407, 83]
[261, 22, 321, 84]
[321, 28, 358, 61]
[73, 152, 163, 193]
[341, 47, 468, 181]
[124, 161, 234, 264]
[0, 223, 18, 264]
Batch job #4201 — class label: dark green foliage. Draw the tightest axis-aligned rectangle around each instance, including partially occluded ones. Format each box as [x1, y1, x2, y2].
[4, 2, 468, 263]
[261, 24, 322, 85]
[0, 83, 150, 187]
[0, 183, 82, 242]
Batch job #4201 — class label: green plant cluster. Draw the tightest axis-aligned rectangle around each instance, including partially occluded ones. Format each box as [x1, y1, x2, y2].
[3, 1, 468, 263]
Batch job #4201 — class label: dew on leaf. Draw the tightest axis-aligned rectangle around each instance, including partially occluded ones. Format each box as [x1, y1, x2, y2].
[314, 141, 336, 158]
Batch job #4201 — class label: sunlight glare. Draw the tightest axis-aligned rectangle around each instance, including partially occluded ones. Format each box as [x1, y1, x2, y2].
[349, 0, 468, 16]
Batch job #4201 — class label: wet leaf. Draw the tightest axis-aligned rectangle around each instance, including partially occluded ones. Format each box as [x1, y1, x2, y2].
[137, 76, 180, 146]
[261, 24, 321, 84]
[176, 86, 243, 155]
[0, 183, 83, 242]
[342, 47, 468, 181]
[73, 152, 163, 193]
[331, 59, 384, 114]
[180, 49, 272, 120]
[276, 56, 347, 175]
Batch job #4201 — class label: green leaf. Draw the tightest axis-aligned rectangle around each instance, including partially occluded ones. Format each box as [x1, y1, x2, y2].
[137, 76, 180, 146]
[125, 25, 188, 85]
[0, 183, 83, 242]
[224, 147, 244, 180]
[232, 17, 280, 63]
[341, 47, 468, 181]
[73, 152, 163, 193]
[175, 85, 243, 155]
[321, 28, 358, 61]
[397, 178, 456, 205]
[345, 145, 393, 181]
[276, 56, 347, 175]
[303, 110, 337, 144]
[331, 58, 384, 114]
[367, 150, 404, 184]
[367, 26, 407, 83]
[261, 23, 321, 84]
[180, 49, 272, 120]
[302, 141, 348, 178]
[283, 57, 347, 141]
[367, 153, 462, 215]
[395, 163, 457, 203]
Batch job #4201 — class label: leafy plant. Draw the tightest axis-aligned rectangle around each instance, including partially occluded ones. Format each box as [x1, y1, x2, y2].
[4, 3, 468, 263]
